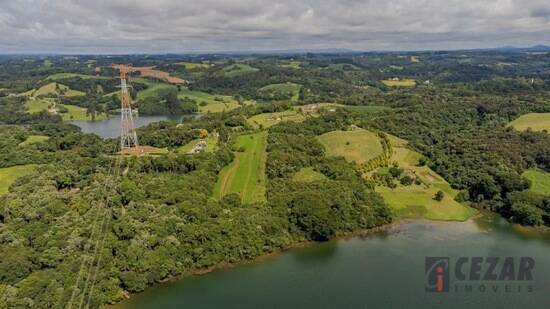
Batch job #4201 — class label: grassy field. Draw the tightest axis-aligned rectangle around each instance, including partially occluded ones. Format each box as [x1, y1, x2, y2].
[376, 136, 476, 221]
[136, 83, 241, 113]
[0, 165, 37, 195]
[247, 110, 305, 129]
[136, 83, 174, 100]
[25, 99, 52, 113]
[177, 62, 210, 69]
[177, 135, 218, 154]
[258, 82, 301, 102]
[59, 104, 107, 121]
[317, 129, 383, 164]
[47, 73, 110, 80]
[223, 64, 259, 77]
[292, 167, 327, 182]
[178, 88, 240, 113]
[509, 113, 550, 133]
[522, 169, 550, 195]
[213, 132, 267, 203]
[32, 82, 85, 97]
[25, 99, 106, 121]
[18, 135, 49, 146]
[381, 79, 416, 87]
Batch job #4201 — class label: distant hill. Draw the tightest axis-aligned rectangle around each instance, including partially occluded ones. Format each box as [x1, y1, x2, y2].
[491, 45, 550, 52]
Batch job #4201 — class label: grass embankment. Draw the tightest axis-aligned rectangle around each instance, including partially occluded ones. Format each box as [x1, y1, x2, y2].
[376, 136, 476, 221]
[0, 165, 37, 195]
[247, 110, 305, 129]
[381, 79, 416, 87]
[317, 129, 384, 164]
[25, 99, 107, 121]
[522, 169, 550, 195]
[214, 132, 267, 203]
[292, 167, 327, 182]
[509, 113, 550, 133]
[177, 135, 218, 154]
[18, 135, 49, 146]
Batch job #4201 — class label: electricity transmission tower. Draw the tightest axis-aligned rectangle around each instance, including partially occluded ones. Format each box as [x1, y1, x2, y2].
[117, 65, 139, 152]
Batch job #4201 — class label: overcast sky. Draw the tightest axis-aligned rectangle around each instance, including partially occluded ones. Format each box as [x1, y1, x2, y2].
[1, 0, 549, 54]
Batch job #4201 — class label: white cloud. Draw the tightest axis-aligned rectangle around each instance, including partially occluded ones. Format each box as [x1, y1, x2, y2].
[0, 0, 549, 53]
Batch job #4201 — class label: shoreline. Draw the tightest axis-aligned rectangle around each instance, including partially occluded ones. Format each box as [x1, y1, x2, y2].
[111, 211, 549, 307]
[108, 216, 467, 307]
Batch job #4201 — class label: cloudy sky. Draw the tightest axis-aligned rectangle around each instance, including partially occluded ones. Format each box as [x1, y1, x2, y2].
[1, 0, 549, 54]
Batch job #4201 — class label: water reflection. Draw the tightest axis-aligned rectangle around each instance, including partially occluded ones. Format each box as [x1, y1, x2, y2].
[71, 114, 197, 138]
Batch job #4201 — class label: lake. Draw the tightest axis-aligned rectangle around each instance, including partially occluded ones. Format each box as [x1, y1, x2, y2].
[71, 114, 197, 138]
[114, 214, 550, 309]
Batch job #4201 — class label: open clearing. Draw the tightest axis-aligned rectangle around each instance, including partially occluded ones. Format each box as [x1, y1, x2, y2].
[223, 64, 260, 77]
[25, 99, 107, 121]
[177, 62, 210, 69]
[177, 135, 218, 154]
[24, 82, 85, 97]
[258, 82, 301, 102]
[0, 165, 37, 195]
[509, 113, 550, 133]
[214, 131, 267, 204]
[137, 83, 241, 113]
[18, 135, 49, 146]
[247, 110, 305, 129]
[376, 135, 476, 221]
[522, 169, 550, 195]
[113, 65, 187, 84]
[317, 129, 383, 164]
[381, 79, 416, 87]
[178, 88, 240, 113]
[292, 167, 327, 182]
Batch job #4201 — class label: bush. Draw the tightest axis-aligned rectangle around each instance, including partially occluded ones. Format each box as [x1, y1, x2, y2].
[400, 175, 414, 186]
[434, 190, 445, 201]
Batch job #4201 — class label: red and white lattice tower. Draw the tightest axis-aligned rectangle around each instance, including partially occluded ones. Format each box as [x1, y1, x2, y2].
[117, 65, 139, 152]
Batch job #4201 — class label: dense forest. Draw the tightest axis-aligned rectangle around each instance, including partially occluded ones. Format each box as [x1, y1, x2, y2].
[1, 49, 549, 308]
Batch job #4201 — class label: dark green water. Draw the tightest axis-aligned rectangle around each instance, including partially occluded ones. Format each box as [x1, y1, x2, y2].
[115, 215, 550, 309]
